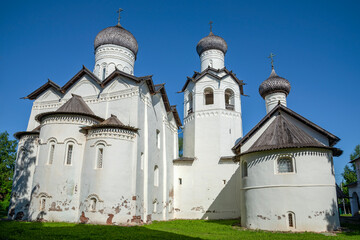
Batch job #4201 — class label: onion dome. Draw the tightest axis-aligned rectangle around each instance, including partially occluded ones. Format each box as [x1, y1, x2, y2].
[94, 24, 138, 57]
[259, 68, 291, 99]
[196, 31, 228, 56]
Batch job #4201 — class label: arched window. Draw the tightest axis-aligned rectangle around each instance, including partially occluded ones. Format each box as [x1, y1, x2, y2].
[48, 141, 56, 165]
[154, 165, 159, 187]
[277, 157, 294, 173]
[96, 144, 104, 169]
[187, 92, 193, 114]
[204, 88, 214, 105]
[242, 161, 248, 177]
[225, 89, 235, 110]
[102, 67, 106, 80]
[90, 198, 97, 211]
[287, 212, 295, 228]
[65, 142, 74, 165]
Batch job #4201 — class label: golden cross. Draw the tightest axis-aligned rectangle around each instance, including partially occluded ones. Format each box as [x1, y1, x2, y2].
[209, 21, 213, 33]
[268, 52, 276, 69]
[117, 8, 123, 26]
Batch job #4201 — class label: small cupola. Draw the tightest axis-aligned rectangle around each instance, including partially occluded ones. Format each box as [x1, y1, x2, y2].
[196, 22, 228, 71]
[259, 54, 291, 113]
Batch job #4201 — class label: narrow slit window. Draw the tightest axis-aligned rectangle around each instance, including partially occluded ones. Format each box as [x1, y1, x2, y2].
[40, 198, 46, 211]
[97, 147, 104, 168]
[156, 130, 160, 149]
[187, 92, 193, 114]
[154, 165, 159, 187]
[140, 152, 144, 170]
[90, 198, 97, 211]
[48, 143, 55, 164]
[242, 161, 248, 177]
[288, 212, 295, 228]
[204, 88, 214, 105]
[66, 144, 73, 165]
[179, 178, 182, 185]
[102, 67, 106, 80]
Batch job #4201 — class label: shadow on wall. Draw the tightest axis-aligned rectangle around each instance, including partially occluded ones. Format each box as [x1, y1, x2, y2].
[201, 166, 240, 220]
[326, 199, 341, 232]
[7, 137, 36, 221]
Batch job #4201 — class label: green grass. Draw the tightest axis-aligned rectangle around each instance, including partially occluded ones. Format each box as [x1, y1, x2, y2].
[0, 219, 359, 240]
[341, 214, 353, 217]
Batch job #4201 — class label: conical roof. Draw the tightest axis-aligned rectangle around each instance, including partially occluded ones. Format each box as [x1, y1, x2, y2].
[259, 68, 291, 99]
[82, 114, 138, 132]
[35, 94, 103, 122]
[244, 113, 325, 154]
[57, 94, 95, 115]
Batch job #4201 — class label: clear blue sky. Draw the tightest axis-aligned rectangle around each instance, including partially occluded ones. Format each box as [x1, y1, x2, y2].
[1, 0, 359, 183]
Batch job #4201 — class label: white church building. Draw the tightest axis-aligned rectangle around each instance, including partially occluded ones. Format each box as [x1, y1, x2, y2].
[9, 15, 343, 232]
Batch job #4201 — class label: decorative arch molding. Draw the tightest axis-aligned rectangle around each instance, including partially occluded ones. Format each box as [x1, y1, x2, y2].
[86, 193, 104, 202]
[90, 140, 111, 147]
[46, 137, 58, 144]
[63, 137, 82, 145]
[37, 192, 52, 198]
[69, 79, 99, 96]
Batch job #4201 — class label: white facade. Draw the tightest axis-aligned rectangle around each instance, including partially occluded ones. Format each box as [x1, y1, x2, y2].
[9, 21, 342, 233]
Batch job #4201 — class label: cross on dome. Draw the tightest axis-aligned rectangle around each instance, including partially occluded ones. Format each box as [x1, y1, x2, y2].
[117, 8, 123, 26]
[268, 52, 276, 69]
[209, 21, 213, 33]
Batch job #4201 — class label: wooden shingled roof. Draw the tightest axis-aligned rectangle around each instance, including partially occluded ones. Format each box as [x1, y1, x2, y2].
[233, 104, 342, 157]
[241, 113, 330, 155]
[82, 114, 138, 132]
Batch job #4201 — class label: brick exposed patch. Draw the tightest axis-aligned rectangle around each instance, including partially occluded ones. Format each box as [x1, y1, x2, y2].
[169, 188, 174, 198]
[80, 211, 89, 224]
[106, 214, 114, 225]
[132, 196, 136, 200]
[146, 214, 152, 223]
[49, 202, 62, 211]
[131, 215, 142, 224]
[115, 206, 120, 214]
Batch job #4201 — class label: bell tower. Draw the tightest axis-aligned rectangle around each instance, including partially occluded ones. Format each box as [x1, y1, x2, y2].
[174, 23, 245, 220]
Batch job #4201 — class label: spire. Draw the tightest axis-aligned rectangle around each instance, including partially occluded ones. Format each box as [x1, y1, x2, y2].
[117, 8, 123, 27]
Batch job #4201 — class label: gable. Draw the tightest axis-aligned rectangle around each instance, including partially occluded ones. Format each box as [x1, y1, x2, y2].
[233, 104, 341, 155]
[34, 88, 62, 103]
[63, 75, 101, 98]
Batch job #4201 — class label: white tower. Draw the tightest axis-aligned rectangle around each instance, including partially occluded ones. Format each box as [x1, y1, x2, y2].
[93, 10, 138, 79]
[174, 25, 244, 219]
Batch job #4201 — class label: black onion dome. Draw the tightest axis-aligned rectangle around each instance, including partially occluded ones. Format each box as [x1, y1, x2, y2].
[259, 68, 291, 99]
[94, 25, 138, 57]
[196, 32, 228, 56]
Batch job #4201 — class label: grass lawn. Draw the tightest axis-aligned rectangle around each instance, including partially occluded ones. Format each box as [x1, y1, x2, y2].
[0, 219, 359, 240]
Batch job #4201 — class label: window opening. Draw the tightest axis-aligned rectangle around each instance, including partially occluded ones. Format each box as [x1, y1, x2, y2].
[225, 89, 234, 110]
[288, 212, 295, 228]
[242, 161, 248, 177]
[66, 144, 73, 165]
[278, 157, 294, 173]
[179, 178, 182, 185]
[102, 67, 106, 80]
[90, 198, 97, 211]
[187, 92, 193, 114]
[154, 165, 159, 187]
[49, 143, 55, 164]
[97, 147, 104, 168]
[223, 180, 226, 184]
[140, 152, 144, 170]
[40, 198, 46, 211]
[156, 130, 160, 149]
[204, 88, 214, 105]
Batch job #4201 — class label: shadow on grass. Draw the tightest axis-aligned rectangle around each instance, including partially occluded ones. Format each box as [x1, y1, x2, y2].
[204, 219, 240, 226]
[0, 221, 201, 240]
